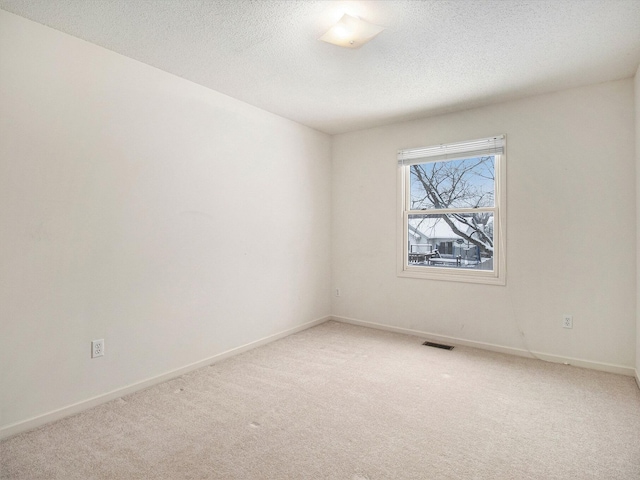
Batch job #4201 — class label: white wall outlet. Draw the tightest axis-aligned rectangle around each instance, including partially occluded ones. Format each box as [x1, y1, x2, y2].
[562, 315, 573, 329]
[91, 339, 104, 358]
[335, 288, 340, 297]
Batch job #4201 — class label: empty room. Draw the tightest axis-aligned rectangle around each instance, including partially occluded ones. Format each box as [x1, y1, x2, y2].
[1, 0, 640, 478]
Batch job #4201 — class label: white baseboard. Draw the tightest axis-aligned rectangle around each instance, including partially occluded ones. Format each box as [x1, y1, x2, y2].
[0, 316, 330, 441]
[4, 314, 635, 440]
[330, 315, 636, 378]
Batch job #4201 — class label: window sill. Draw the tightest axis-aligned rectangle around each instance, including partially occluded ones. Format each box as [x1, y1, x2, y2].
[398, 265, 506, 285]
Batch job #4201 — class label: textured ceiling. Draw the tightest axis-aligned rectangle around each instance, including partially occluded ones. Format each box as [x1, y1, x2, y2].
[1, 0, 640, 134]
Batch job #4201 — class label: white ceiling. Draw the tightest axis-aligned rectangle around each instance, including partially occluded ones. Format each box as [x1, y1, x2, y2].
[1, 0, 640, 135]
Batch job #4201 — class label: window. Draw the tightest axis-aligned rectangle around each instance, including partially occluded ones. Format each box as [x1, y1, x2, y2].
[397, 135, 506, 285]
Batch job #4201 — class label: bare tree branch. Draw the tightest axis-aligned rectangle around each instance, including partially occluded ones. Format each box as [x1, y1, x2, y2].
[410, 156, 495, 254]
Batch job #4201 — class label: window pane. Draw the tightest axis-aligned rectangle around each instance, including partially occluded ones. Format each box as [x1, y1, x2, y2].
[408, 213, 494, 270]
[410, 156, 495, 210]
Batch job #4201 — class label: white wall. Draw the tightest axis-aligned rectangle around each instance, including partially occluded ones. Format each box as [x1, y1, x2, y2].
[332, 79, 636, 370]
[1, 8, 638, 438]
[636, 64, 640, 383]
[0, 10, 331, 432]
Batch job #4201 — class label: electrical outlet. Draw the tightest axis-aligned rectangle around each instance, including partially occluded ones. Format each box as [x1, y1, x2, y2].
[92, 339, 104, 358]
[562, 315, 573, 329]
[335, 288, 340, 297]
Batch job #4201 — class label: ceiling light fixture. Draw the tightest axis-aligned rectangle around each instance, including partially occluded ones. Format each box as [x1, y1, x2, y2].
[318, 14, 384, 49]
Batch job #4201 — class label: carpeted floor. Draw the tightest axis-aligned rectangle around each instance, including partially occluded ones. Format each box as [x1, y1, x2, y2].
[2, 321, 640, 479]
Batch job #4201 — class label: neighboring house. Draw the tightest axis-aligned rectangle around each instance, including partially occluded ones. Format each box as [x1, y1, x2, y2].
[408, 218, 492, 269]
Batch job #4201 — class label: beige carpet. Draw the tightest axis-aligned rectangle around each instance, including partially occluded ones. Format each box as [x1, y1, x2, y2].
[2, 321, 640, 479]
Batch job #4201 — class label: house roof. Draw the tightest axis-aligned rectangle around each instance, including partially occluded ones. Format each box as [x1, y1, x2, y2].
[409, 216, 491, 241]
[409, 219, 454, 240]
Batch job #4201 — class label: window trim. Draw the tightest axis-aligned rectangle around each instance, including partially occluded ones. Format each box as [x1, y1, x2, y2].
[396, 136, 506, 285]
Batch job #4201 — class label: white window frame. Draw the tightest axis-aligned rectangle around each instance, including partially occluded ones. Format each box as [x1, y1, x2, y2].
[397, 135, 506, 285]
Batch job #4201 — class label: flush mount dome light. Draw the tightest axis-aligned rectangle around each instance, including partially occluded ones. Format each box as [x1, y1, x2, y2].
[319, 14, 384, 49]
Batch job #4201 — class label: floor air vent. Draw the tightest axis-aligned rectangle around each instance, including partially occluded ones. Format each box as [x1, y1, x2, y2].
[422, 341, 454, 350]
